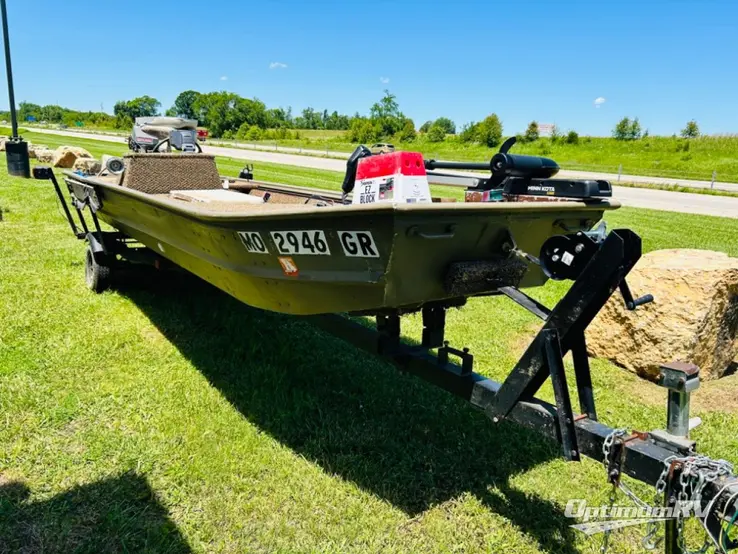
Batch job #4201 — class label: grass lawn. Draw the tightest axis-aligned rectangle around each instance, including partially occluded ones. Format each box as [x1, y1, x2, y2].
[13, 124, 738, 184]
[2, 148, 738, 553]
[243, 135, 738, 184]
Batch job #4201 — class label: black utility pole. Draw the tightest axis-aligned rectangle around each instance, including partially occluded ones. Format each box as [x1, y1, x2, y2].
[1, 0, 29, 178]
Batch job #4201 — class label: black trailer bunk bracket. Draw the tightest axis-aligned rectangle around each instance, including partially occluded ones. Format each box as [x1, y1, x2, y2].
[312, 225, 738, 552]
[33, 167, 164, 269]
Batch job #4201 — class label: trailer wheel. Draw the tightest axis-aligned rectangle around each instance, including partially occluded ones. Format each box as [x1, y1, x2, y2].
[85, 248, 112, 293]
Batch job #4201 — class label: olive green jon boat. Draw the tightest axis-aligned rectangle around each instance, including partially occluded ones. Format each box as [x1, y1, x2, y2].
[52, 153, 618, 315]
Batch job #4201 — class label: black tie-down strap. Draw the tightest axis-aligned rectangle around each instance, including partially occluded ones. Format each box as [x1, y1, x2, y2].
[488, 229, 643, 460]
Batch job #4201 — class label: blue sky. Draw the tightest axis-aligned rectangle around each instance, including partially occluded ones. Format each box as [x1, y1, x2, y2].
[3, 0, 737, 136]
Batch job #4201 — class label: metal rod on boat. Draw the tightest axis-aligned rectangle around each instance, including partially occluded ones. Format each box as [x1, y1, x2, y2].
[424, 159, 491, 172]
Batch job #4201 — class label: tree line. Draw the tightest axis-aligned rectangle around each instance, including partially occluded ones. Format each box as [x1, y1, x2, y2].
[8, 102, 116, 128]
[5, 91, 704, 145]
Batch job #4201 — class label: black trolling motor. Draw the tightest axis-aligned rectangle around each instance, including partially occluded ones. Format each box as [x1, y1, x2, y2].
[425, 136, 612, 200]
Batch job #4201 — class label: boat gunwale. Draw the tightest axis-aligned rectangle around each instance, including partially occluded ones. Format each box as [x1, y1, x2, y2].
[62, 171, 621, 223]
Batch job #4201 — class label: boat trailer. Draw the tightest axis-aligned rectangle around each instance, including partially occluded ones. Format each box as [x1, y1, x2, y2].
[34, 165, 738, 553]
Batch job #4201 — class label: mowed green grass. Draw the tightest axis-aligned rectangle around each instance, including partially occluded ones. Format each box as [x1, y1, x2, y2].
[251, 134, 738, 183]
[2, 146, 738, 553]
[16, 124, 738, 183]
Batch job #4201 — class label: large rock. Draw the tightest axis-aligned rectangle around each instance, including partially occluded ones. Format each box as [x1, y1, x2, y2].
[72, 157, 101, 174]
[52, 145, 93, 168]
[587, 249, 738, 381]
[35, 149, 55, 163]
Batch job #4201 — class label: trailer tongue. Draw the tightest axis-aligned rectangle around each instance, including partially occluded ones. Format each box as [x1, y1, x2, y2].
[35, 140, 738, 553]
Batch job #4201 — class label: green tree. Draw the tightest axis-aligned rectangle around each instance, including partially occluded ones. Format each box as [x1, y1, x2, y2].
[191, 92, 236, 137]
[681, 120, 700, 138]
[348, 117, 377, 143]
[369, 90, 406, 138]
[395, 118, 417, 142]
[419, 120, 433, 133]
[113, 95, 161, 120]
[550, 124, 561, 142]
[476, 114, 503, 147]
[427, 122, 446, 142]
[459, 121, 480, 143]
[613, 117, 632, 140]
[565, 130, 579, 144]
[524, 121, 539, 142]
[265, 107, 292, 128]
[296, 107, 323, 129]
[170, 90, 201, 120]
[433, 117, 456, 135]
[629, 118, 642, 140]
[18, 102, 42, 122]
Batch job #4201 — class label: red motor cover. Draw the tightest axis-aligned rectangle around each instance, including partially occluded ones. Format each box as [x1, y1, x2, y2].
[356, 151, 426, 180]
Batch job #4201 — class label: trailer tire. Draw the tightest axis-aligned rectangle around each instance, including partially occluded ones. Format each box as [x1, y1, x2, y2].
[85, 248, 112, 293]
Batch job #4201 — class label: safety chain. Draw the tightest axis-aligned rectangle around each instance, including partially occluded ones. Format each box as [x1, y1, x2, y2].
[600, 430, 737, 554]
[672, 455, 734, 554]
[601, 429, 628, 554]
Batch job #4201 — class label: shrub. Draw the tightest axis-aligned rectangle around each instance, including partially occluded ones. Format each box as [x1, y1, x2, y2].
[246, 125, 263, 141]
[613, 117, 631, 140]
[613, 117, 642, 140]
[419, 120, 433, 133]
[459, 121, 479, 143]
[395, 119, 417, 142]
[427, 122, 446, 142]
[681, 120, 700, 138]
[235, 122, 250, 140]
[550, 125, 561, 142]
[348, 117, 377, 143]
[537, 140, 552, 155]
[433, 117, 456, 135]
[676, 140, 690, 152]
[221, 129, 234, 140]
[565, 130, 579, 144]
[524, 121, 539, 142]
[476, 114, 503, 147]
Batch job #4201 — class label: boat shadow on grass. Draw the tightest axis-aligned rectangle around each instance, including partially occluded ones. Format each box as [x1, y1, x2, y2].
[0, 472, 191, 554]
[119, 269, 581, 554]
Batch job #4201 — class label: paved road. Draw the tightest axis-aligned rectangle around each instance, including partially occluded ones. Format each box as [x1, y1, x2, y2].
[28, 127, 738, 218]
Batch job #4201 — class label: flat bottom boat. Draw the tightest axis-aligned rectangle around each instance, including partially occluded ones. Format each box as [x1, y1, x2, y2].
[53, 151, 618, 315]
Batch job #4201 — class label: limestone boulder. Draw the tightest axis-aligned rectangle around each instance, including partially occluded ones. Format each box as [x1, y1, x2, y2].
[52, 145, 93, 168]
[587, 249, 738, 381]
[35, 149, 55, 163]
[72, 157, 101, 174]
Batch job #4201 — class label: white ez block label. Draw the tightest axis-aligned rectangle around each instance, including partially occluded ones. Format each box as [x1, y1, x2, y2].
[339, 231, 379, 257]
[354, 179, 381, 204]
[270, 230, 330, 255]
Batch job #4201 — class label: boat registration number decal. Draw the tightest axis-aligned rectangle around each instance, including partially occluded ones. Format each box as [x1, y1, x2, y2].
[238, 231, 269, 254]
[338, 231, 379, 258]
[270, 230, 331, 256]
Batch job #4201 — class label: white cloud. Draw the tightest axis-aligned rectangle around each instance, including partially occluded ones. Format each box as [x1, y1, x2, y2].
[269, 62, 288, 69]
[594, 96, 606, 108]
[220, 75, 228, 81]
[379, 76, 390, 84]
